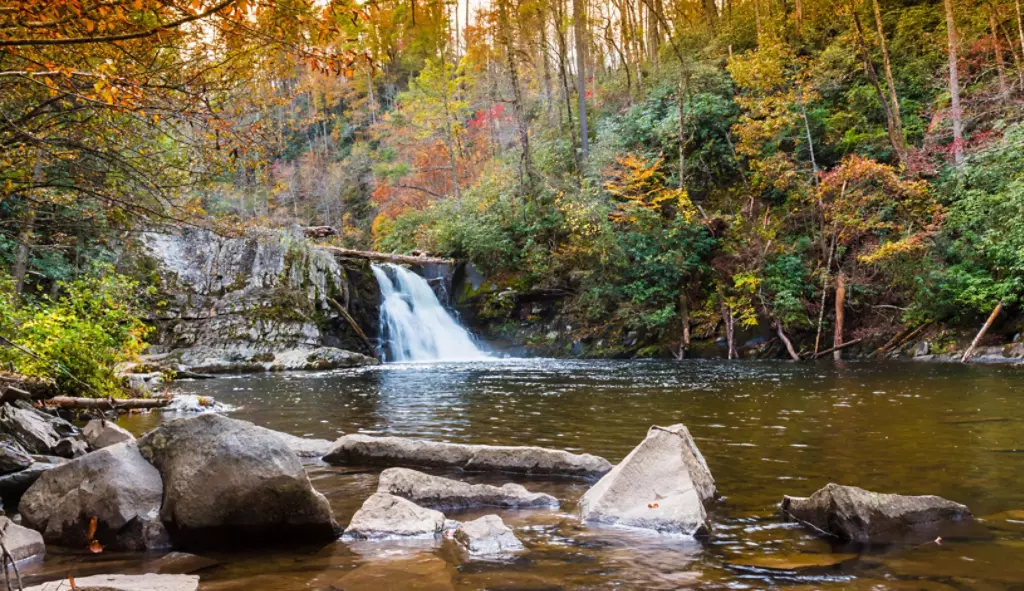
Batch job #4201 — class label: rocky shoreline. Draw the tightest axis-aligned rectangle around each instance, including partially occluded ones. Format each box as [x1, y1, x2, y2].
[0, 401, 987, 590]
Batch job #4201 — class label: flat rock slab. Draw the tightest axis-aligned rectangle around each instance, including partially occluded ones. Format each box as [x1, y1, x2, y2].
[781, 483, 972, 544]
[578, 424, 715, 536]
[24, 574, 199, 591]
[454, 515, 524, 556]
[378, 467, 558, 510]
[267, 430, 334, 459]
[344, 492, 451, 539]
[324, 434, 611, 479]
[0, 516, 44, 563]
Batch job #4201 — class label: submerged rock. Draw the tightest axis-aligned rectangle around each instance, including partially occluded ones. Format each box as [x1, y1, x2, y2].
[161, 395, 232, 413]
[377, 467, 558, 510]
[343, 493, 450, 539]
[324, 434, 611, 480]
[328, 554, 456, 591]
[0, 516, 45, 563]
[781, 483, 972, 543]
[578, 424, 715, 536]
[20, 442, 169, 551]
[83, 419, 136, 449]
[454, 515, 524, 556]
[24, 573, 199, 591]
[138, 414, 337, 547]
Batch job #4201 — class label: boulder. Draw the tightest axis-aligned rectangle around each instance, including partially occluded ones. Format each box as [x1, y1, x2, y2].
[20, 442, 169, 551]
[0, 438, 33, 475]
[378, 468, 558, 510]
[24, 574, 199, 591]
[343, 493, 450, 539]
[324, 434, 611, 480]
[781, 483, 973, 543]
[267, 430, 333, 459]
[0, 516, 44, 563]
[578, 424, 715, 536]
[83, 419, 136, 449]
[453, 515, 524, 556]
[0, 402, 78, 455]
[138, 414, 337, 547]
[0, 461, 58, 511]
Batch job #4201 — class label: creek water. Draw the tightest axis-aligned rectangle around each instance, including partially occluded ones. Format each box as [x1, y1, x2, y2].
[20, 359, 1024, 590]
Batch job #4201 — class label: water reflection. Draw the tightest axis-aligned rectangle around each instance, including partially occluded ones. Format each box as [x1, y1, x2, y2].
[73, 360, 1024, 589]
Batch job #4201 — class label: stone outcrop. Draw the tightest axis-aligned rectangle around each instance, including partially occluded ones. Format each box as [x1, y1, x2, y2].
[781, 483, 973, 543]
[132, 226, 381, 370]
[378, 467, 558, 510]
[578, 424, 715, 536]
[0, 516, 45, 563]
[138, 414, 337, 547]
[343, 493, 451, 539]
[0, 461, 59, 511]
[20, 442, 169, 551]
[0, 402, 78, 455]
[453, 515, 524, 556]
[324, 434, 611, 480]
[83, 419, 136, 449]
[24, 574, 199, 591]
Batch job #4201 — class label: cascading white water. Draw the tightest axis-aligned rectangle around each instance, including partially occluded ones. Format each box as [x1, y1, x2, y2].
[371, 263, 488, 362]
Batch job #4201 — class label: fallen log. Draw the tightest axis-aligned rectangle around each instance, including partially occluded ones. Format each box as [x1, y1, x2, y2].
[319, 246, 454, 266]
[962, 301, 1003, 363]
[42, 396, 172, 410]
[327, 297, 381, 362]
[872, 321, 932, 359]
[807, 338, 863, 360]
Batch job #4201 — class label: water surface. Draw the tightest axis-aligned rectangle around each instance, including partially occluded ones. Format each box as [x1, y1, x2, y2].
[24, 360, 1024, 590]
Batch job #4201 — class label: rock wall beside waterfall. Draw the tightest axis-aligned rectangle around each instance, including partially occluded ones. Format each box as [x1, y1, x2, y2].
[127, 227, 380, 372]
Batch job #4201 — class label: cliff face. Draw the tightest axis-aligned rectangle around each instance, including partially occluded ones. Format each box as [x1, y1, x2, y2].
[131, 227, 380, 372]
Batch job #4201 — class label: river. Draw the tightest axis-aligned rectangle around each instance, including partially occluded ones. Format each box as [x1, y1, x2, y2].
[23, 359, 1024, 590]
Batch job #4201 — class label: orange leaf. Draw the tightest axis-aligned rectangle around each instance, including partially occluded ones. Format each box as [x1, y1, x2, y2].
[87, 517, 98, 540]
[69, 575, 77, 591]
[89, 540, 103, 554]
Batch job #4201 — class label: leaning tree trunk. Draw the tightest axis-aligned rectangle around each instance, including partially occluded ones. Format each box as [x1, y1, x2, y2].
[962, 301, 1004, 362]
[945, 0, 965, 165]
[991, 8, 1012, 102]
[833, 271, 846, 361]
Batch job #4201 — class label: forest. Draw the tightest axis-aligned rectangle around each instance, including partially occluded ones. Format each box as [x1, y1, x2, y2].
[3, 0, 1024, 388]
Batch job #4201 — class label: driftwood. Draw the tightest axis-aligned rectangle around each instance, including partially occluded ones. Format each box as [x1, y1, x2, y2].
[872, 321, 932, 359]
[775, 322, 801, 361]
[808, 338, 863, 360]
[319, 246, 454, 266]
[42, 396, 172, 410]
[962, 301, 1004, 363]
[326, 297, 381, 362]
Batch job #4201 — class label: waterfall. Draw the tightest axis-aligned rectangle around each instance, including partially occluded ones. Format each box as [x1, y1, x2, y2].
[371, 263, 488, 362]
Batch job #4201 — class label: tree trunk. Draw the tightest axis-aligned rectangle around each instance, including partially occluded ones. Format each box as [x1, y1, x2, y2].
[962, 301, 1003, 362]
[498, 0, 534, 194]
[678, 292, 691, 359]
[945, 0, 965, 165]
[12, 204, 35, 298]
[851, 7, 906, 165]
[871, 0, 907, 162]
[539, 3, 555, 115]
[1017, 0, 1024, 80]
[776, 321, 801, 360]
[833, 271, 846, 360]
[573, 0, 589, 161]
[722, 304, 736, 360]
[991, 8, 1012, 102]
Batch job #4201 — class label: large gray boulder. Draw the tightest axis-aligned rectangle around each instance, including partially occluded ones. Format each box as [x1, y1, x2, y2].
[0, 516, 45, 563]
[453, 515, 524, 556]
[20, 442, 169, 551]
[0, 402, 78, 455]
[781, 483, 973, 543]
[24, 574, 199, 591]
[138, 414, 337, 547]
[343, 493, 451, 539]
[83, 419, 135, 450]
[324, 434, 611, 480]
[378, 467, 558, 510]
[578, 424, 715, 536]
